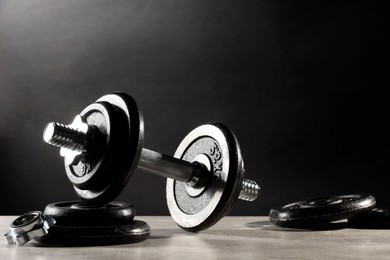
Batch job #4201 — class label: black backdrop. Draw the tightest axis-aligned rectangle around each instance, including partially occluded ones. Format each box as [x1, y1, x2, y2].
[0, 1, 387, 216]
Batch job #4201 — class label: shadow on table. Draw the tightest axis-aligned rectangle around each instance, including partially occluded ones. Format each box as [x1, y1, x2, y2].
[246, 220, 350, 232]
[148, 229, 198, 240]
[30, 228, 196, 248]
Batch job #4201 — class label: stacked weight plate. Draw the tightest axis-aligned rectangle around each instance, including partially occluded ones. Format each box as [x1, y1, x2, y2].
[39, 93, 150, 245]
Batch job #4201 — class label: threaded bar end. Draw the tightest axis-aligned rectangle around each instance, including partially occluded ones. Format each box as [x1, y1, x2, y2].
[238, 179, 260, 201]
[43, 122, 86, 152]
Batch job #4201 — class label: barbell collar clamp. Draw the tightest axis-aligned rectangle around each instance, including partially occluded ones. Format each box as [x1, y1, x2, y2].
[4, 211, 56, 246]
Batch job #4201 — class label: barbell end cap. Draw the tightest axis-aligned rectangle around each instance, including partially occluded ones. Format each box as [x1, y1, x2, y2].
[238, 179, 261, 201]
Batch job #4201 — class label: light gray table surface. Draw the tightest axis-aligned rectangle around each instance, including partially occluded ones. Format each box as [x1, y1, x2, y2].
[1, 216, 390, 259]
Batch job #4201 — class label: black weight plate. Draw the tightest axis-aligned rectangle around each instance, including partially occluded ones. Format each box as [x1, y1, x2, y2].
[348, 208, 390, 228]
[43, 201, 135, 226]
[67, 93, 143, 204]
[78, 92, 143, 205]
[65, 102, 128, 195]
[269, 193, 376, 228]
[35, 220, 150, 246]
[166, 123, 244, 232]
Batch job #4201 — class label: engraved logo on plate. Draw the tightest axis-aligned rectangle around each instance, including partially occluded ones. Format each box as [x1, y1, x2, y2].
[209, 142, 223, 173]
[81, 161, 95, 176]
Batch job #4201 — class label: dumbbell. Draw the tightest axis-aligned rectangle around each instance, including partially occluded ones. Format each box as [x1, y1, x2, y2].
[43, 92, 260, 231]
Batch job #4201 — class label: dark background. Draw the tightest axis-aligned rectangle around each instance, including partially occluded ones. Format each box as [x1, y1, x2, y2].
[0, 1, 387, 216]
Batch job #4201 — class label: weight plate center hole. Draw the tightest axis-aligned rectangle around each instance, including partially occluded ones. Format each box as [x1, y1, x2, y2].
[13, 213, 38, 227]
[186, 154, 212, 197]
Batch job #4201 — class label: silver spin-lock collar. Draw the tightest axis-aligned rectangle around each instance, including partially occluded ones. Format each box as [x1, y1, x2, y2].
[4, 211, 55, 246]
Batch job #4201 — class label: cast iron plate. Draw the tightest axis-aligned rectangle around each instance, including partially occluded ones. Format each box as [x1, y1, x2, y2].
[166, 123, 245, 232]
[269, 193, 376, 228]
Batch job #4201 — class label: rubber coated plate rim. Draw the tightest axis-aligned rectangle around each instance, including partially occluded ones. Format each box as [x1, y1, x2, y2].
[94, 92, 144, 202]
[348, 207, 390, 228]
[43, 201, 135, 225]
[35, 220, 150, 246]
[269, 193, 376, 228]
[166, 123, 244, 232]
